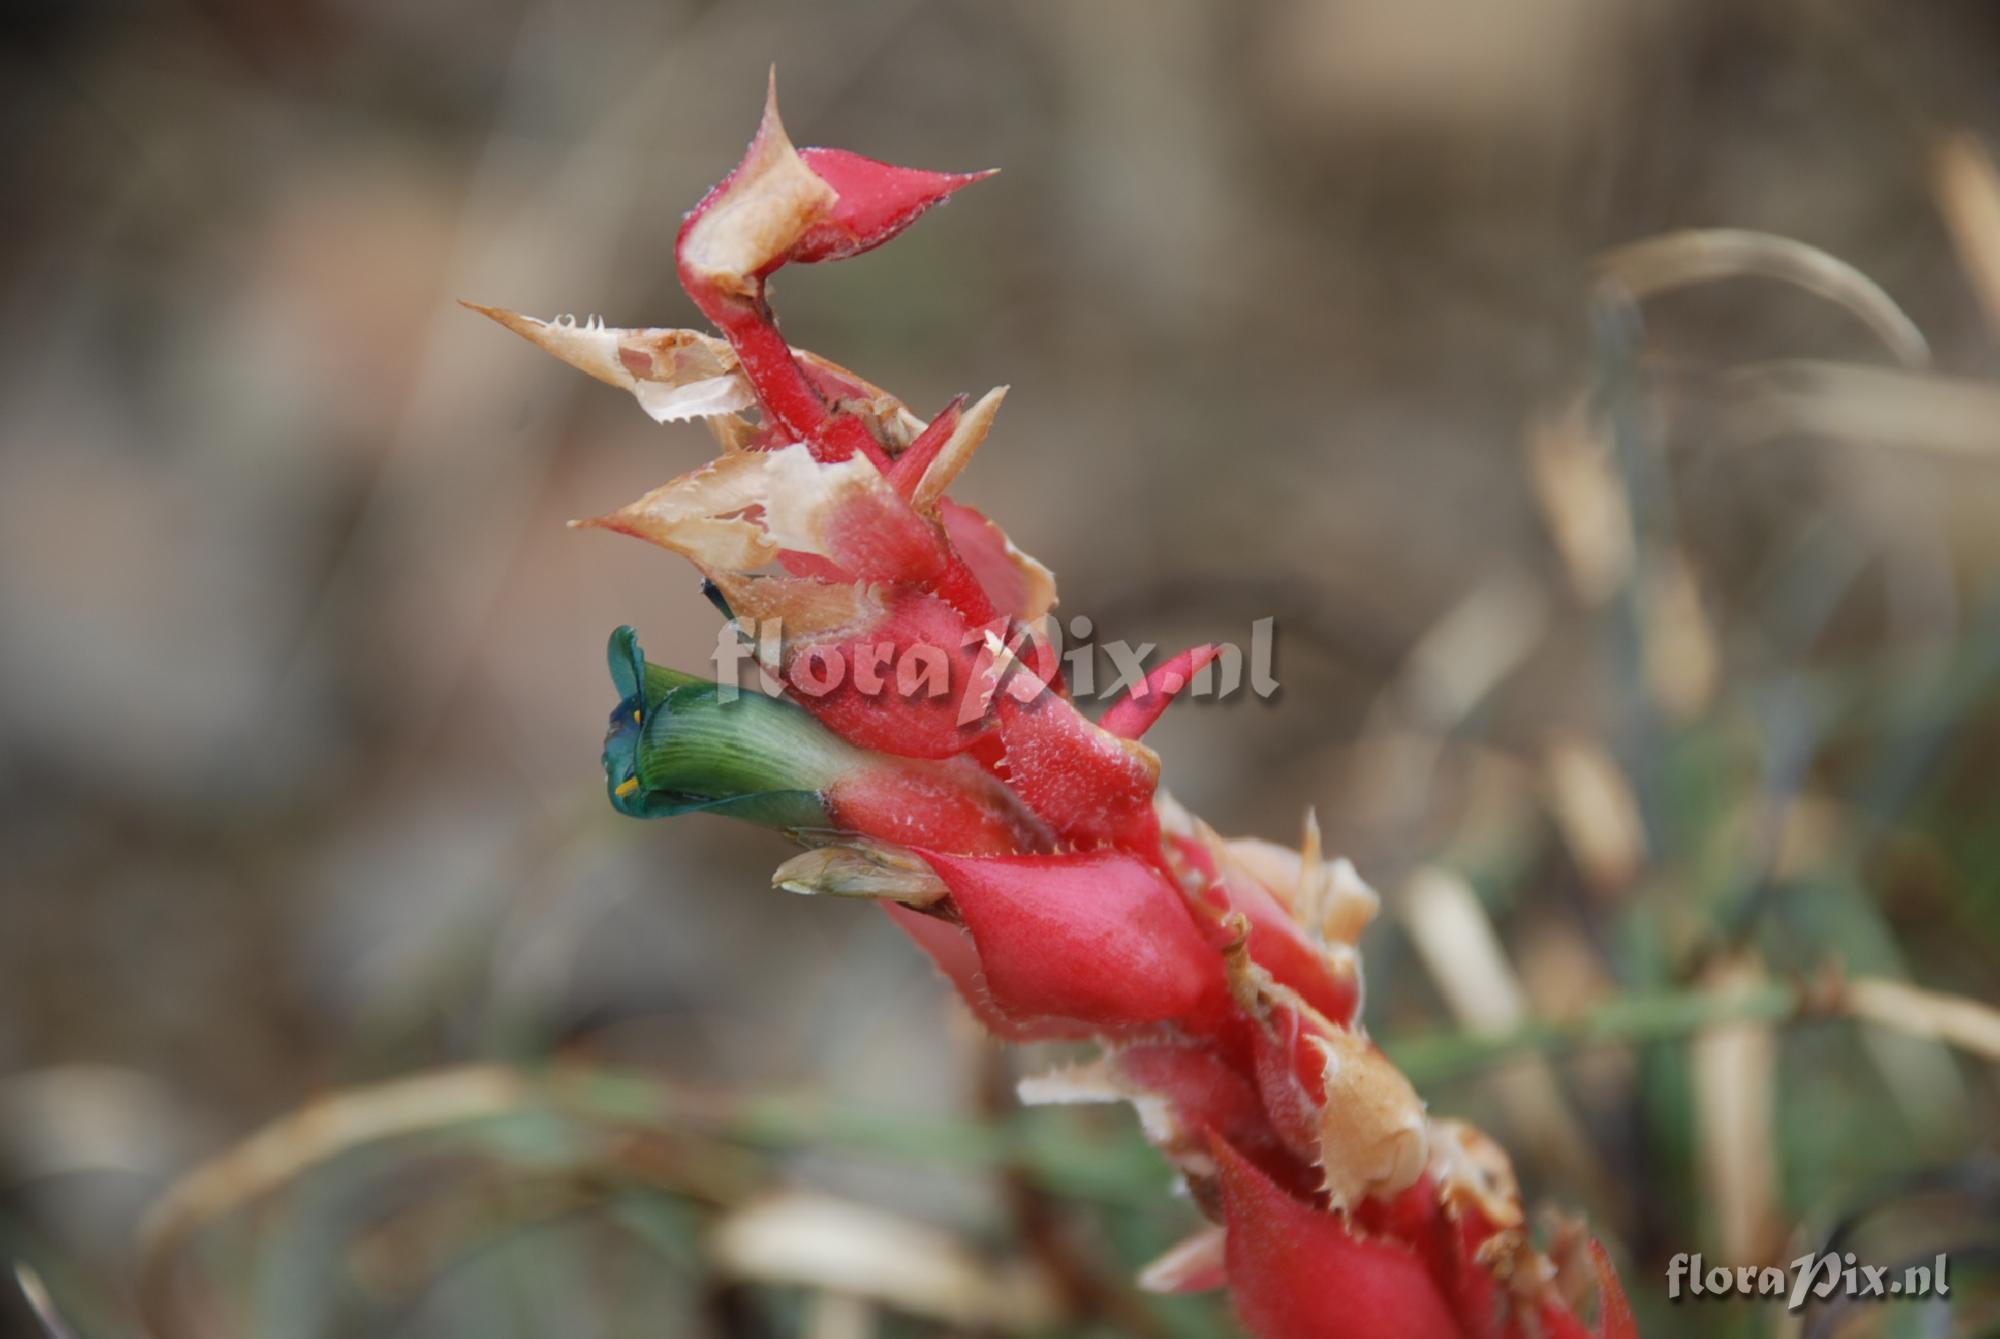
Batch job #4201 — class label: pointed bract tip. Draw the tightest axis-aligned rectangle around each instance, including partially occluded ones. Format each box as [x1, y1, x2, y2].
[678, 68, 832, 297]
[1589, 1241, 1639, 1339]
[462, 301, 534, 336]
[1100, 644, 1224, 740]
[909, 384, 1008, 511]
[760, 65, 786, 141]
[790, 147, 999, 265]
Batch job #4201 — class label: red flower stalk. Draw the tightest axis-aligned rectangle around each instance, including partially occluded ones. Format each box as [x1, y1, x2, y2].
[479, 76, 1637, 1339]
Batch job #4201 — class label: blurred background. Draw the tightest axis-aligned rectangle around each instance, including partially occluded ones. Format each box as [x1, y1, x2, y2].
[4, 1, 2000, 1335]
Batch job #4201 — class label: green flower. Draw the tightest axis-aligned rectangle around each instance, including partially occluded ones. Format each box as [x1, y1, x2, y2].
[601, 627, 850, 831]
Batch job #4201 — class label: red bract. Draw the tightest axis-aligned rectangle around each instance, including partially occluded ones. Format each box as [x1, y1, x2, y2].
[776, 588, 992, 759]
[883, 393, 967, 498]
[917, 850, 1232, 1034]
[824, 756, 1049, 857]
[792, 147, 993, 263]
[880, 902, 1091, 1043]
[1169, 828, 1363, 1026]
[674, 76, 994, 477]
[1229, 872, 1363, 1025]
[1099, 643, 1224, 740]
[937, 497, 1053, 622]
[1591, 1243, 1641, 1339]
[1211, 1136, 1463, 1339]
[483, 74, 1636, 1339]
[991, 690, 1164, 848]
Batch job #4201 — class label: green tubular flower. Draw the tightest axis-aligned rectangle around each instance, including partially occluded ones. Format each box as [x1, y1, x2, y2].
[602, 626, 851, 830]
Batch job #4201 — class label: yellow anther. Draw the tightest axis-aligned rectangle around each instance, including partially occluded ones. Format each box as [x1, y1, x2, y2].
[614, 777, 641, 799]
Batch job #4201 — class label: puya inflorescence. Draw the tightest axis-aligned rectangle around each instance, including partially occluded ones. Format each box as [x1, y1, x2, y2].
[476, 75, 1637, 1339]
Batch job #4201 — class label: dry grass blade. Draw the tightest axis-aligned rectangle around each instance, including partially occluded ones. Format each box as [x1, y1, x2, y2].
[1721, 359, 2000, 458]
[1542, 735, 1648, 897]
[1596, 229, 1930, 369]
[804, 1292, 877, 1339]
[1691, 956, 1781, 1265]
[1645, 551, 1718, 721]
[1401, 869, 1533, 1031]
[1393, 970, 2000, 1083]
[1399, 868, 1609, 1197]
[1525, 396, 1635, 606]
[709, 1192, 1061, 1331]
[1395, 569, 1551, 731]
[1931, 131, 2000, 339]
[13, 1265, 78, 1339]
[1348, 570, 1550, 851]
[1843, 976, 2000, 1061]
[137, 1066, 531, 1339]
[134, 1062, 1136, 1339]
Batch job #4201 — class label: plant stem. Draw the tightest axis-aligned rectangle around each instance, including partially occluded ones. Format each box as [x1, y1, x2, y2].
[1388, 972, 2000, 1084]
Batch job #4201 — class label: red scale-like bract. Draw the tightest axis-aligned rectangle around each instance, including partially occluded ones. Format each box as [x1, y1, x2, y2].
[493, 77, 1637, 1339]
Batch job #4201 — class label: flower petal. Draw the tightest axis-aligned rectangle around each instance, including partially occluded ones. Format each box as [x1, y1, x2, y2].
[772, 587, 995, 760]
[673, 78, 885, 464]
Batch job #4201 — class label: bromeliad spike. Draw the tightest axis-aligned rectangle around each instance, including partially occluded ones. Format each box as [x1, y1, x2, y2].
[480, 78, 1638, 1339]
